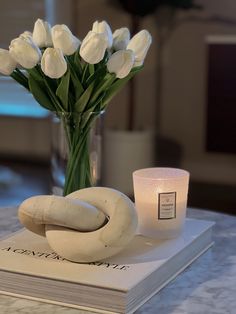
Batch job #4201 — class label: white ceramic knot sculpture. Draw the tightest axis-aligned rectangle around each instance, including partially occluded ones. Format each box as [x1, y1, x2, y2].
[18, 187, 138, 263]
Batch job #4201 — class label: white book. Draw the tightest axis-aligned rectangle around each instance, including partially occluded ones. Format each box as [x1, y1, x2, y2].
[0, 218, 214, 314]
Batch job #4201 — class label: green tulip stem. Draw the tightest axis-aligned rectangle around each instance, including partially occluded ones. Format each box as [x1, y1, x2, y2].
[63, 126, 91, 195]
[62, 112, 101, 195]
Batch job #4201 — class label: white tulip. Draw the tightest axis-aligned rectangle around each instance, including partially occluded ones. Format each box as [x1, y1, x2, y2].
[19, 31, 32, 40]
[107, 49, 135, 79]
[113, 27, 130, 51]
[0, 49, 17, 75]
[92, 20, 113, 48]
[32, 18, 52, 48]
[127, 30, 152, 66]
[51, 24, 80, 56]
[41, 48, 67, 79]
[80, 31, 107, 64]
[9, 37, 41, 69]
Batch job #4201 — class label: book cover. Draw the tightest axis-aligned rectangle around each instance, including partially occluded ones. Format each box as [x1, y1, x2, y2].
[0, 218, 214, 313]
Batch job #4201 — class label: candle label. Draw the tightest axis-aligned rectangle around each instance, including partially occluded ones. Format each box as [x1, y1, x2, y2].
[158, 192, 176, 219]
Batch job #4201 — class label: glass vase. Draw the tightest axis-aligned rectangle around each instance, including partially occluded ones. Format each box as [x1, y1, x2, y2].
[51, 111, 103, 196]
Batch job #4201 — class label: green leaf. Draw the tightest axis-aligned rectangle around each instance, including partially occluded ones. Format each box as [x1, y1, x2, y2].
[27, 67, 44, 82]
[66, 54, 84, 100]
[102, 66, 143, 107]
[85, 65, 106, 87]
[79, 91, 106, 130]
[73, 49, 83, 76]
[11, 70, 29, 91]
[74, 81, 94, 113]
[28, 74, 54, 111]
[86, 91, 106, 112]
[56, 70, 70, 111]
[81, 63, 90, 85]
[43, 76, 64, 112]
[130, 65, 144, 74]
[80, 106, 103, 131]
[80, 111, 93, 130]
[68, 64, 84, 101]
[43, 74, 58, 93]
[90, 73, 116, 104]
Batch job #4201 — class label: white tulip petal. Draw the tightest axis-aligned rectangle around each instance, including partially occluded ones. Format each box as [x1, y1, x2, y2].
[9, 37, 41, 69]
[52, 24, 80, 55]
[19, 31, 33, 40]
[92, 20, 113, 48]
[33, 18, 52, 48]
[0, 48, 17, 75]
[127, 29, 152, 66]
[41, 48, 67, 79]
[107, 49, 134, 79]
[80, 31, 107, 64]
[113, 27, 130, 51]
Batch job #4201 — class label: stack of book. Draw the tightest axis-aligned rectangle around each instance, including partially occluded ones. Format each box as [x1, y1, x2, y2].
[0, 218, 214, 313]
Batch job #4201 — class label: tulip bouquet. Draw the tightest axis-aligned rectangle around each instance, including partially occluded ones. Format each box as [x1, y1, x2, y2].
[0, 19, 152, 195]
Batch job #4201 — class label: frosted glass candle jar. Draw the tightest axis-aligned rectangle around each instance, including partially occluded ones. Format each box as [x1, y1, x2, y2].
[133, 168, 190, 239]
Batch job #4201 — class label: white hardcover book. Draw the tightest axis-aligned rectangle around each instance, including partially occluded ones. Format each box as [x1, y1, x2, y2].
[0, 218, 214, 314]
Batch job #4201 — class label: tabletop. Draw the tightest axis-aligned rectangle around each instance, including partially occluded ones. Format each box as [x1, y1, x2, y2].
[0, 206, 235, 314]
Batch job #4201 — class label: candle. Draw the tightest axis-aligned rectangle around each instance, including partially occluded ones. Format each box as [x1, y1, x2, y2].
[133, 167, 190, 239]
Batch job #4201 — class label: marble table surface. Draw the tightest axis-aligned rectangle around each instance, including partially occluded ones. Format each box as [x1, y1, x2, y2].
[0, 206, 235, 314]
